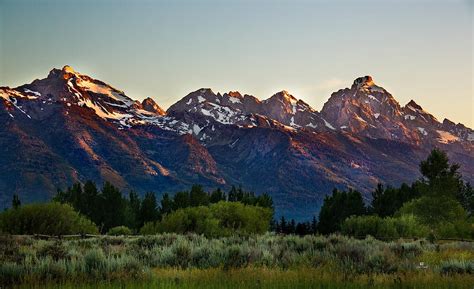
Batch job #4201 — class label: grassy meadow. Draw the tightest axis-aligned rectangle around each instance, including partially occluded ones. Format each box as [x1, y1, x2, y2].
[2, 233, 473, 288]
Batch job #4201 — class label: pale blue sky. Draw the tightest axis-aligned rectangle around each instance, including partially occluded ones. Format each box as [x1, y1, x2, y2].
[1, 0, 472, 126]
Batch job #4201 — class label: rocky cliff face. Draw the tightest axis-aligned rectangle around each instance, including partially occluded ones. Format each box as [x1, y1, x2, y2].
[1, 66, 472, 218]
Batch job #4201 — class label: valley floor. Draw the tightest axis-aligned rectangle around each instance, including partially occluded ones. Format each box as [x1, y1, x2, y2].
[2, 234, 473, 288]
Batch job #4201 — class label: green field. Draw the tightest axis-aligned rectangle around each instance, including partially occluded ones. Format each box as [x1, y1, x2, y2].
[15, 268, 474, 289]
[2, 234, 473, 289]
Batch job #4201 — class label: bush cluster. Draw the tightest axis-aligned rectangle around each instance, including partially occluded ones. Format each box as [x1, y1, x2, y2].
[2, 233, 471, 286]
[341, 214, 429, 238]
[0, 203, 98, 235]
[141, 201, 273, 237]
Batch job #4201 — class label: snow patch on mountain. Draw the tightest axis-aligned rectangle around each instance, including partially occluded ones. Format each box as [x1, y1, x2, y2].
[417, 127, 428, 136]
[193, 124, 202, 135]
[76, 78, 133, 106]
[228, 96, 241, 104]
[367, 95, 379, 102]
[79, 97, 132, 121]
[2, 67, 473, 153]
[198, 103, 247, 124]
[437, 130, 459, 144]
[23, 88, 41, 97]
[323, 119, 335, 130]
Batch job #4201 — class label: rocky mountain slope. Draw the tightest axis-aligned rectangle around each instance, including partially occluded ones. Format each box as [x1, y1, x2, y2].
[1, 66, 472, 218]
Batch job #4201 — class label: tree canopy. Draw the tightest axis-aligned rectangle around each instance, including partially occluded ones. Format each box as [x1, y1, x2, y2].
[317, 188, 366, 234]
[0, 202, 98, 235]
[141, 201, 272, 237]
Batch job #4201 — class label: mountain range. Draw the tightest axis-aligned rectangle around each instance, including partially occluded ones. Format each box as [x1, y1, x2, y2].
[1, 66, 473, 219]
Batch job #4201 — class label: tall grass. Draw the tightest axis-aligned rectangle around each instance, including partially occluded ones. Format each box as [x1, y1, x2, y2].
[14, 268, 474, 289]
[1, 234, 473, 287]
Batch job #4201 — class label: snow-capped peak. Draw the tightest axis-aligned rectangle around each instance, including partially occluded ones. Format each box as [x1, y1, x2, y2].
[2, 66, 472, 147]
[0, 66, 171, 128]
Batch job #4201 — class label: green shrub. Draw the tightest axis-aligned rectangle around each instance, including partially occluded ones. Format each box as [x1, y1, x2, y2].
[4, 232, 474, 285]
[332, 241, 367, 264]
[341, 214, 428, 239]
[224, 245, 249, 269]
[172, 240, 192, 268]
[0, 203, 98, 235]
[389, 241, 423, 258]
[191, 246, 214, 268]
[107, 226, 132, 236]
[101, 236, 126, 247]
[440, 260, 474, 275]
[37, 241, 69, 261]
[364, 250, 398, 274]
[210, 201, 272, 236]
[0, 262, 23, 285]
[35, 258, 67, 281]
[141, 202, 272, 237]
[0, 236, 25, 263]
[84, 248, 106, 275]
[436, 220, 473, 239]
[398, 197, 469, 230]
[151, 206, 220, 237]
[139, 222, 158, 235]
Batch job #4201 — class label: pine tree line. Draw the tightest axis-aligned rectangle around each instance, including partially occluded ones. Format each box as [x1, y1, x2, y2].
[52, 183, 273, 233]
[273, 148, 474, 238]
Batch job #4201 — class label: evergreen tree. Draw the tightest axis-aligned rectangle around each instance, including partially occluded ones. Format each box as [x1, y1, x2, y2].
[160, 193, 173, 215]
[398, 148, 472, 229]
[370, 183, 419, 217]
[295, 221, 310, 235]
[420, 148, 460, 184]
[209, 188, 226, 203]
[289, 219, 296, 234]
[370, 183, 384, 214]
[189, 185, 209, 206]
[459, 183, 474, 216]
[311, 216, 318, 234]
[82, 181, 100, 222]
[228, 185, 238, 202]
[69, 183, 83, 212]
[100, 182, 126, 232]
[53, 188, 68, 204]
[173, 191, 190, 210]
[269, 218, 277, 232]
[318, 188, 366, 234]
[419, 148, 464, 199]
[256, 193, 274, 209]
[236, 186, 244, 202]
[12, 194, 21, 209]
[139, 192, 159, 227]
[278, 216, 287, 234]
[125, 191, 141, 230]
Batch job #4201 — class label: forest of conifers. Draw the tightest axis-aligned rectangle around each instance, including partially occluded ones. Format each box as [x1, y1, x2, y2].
[1, 149, 473, 240]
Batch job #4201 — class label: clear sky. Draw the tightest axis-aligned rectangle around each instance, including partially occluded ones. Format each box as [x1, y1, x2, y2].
[1, 0, 472, 127]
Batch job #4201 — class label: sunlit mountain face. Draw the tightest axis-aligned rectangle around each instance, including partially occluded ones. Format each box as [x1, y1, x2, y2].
[1, 66, 473, 219]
